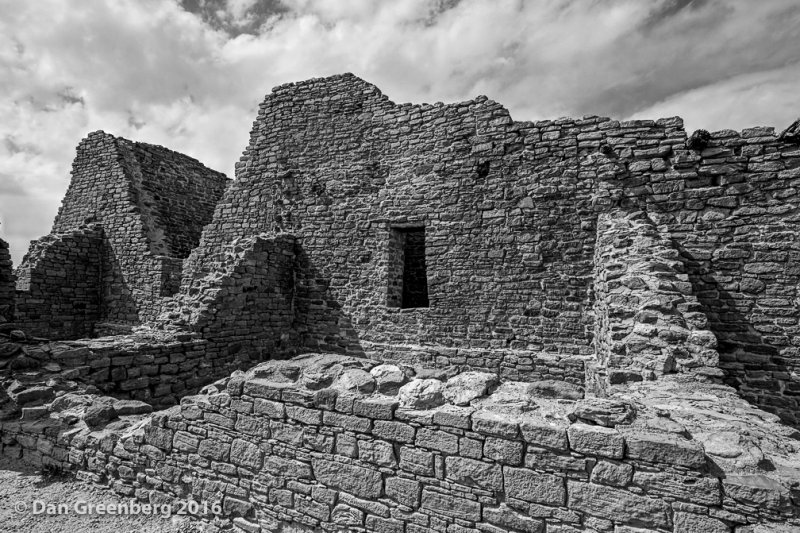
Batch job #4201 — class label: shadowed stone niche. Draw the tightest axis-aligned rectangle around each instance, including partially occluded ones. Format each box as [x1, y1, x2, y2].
[388, 226, 429, 309]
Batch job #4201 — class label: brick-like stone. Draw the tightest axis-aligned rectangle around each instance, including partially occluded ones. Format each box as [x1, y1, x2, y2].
[567, 423, 624, 459]
[624, 432, 706, 468]
[483, 436, 523, 465]
[231, 439, 263, 470]
[385, 476, 420, 507]
[503, 466, 566, 506]
[567, 480, 671, 528]
[372, 420, 415, 443]
[445, 456, 502, 491]
[420, 489, 481, 521]
[415, 427, 459, 454]
[312, 458, 382, 499]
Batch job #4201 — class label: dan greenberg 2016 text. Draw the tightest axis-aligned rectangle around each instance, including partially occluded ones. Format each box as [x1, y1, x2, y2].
[23, 499, 222, 517]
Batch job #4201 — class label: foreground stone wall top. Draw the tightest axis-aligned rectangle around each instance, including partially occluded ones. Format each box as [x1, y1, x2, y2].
[1, 353, 798, 532]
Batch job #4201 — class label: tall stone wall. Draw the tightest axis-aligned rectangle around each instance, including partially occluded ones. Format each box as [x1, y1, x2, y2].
[173, 75, 800, 420]
[28, 131, 230, 330]
[13, 225, 102, 339]
[0, 237, 14, 322]
[603, 126, 800, 425]
[182, 74, 618, 374]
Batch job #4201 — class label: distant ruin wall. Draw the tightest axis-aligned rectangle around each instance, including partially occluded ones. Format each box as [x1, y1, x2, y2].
[13, 225, 102, 339]
[591, 209, 720, 390]
[120, 141, 229, 259]
[0, 238, 13, 322]
[38, 131, 229, 328]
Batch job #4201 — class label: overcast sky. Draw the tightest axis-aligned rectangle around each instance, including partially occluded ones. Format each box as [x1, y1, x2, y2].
[1, 0, 799, 265]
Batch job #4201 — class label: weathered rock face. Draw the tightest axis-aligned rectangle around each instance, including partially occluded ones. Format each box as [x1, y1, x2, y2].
[398, 378, 445, 409]
[442, 371, 498, 405]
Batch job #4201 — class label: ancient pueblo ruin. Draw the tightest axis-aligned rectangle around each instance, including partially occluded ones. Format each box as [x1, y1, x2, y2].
[2, 73, 800, 531]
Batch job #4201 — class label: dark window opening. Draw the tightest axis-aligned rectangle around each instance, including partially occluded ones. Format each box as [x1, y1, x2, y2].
[388, 227, 429, 309]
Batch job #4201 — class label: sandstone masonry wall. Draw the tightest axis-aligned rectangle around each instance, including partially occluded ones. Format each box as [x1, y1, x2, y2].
[10, 234, 300, 407]
[1, 356, 797, 533]
[0, 238, 13, 321]
[591, 209, 720, 390]
[169, 74, 800, 420]
[42, 131, 229, 328]
[181, 74, 613, 375]
[14, 225, 102, 339]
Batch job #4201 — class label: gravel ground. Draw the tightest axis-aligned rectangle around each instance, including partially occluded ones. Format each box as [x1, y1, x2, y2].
[0, 457, 205, 533]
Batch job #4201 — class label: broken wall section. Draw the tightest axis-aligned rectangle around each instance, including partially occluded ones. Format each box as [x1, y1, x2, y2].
[119, 141, 229, 259]
[591, 209, 720, 391]
[158, 233, 297, 356]
[31, 131, 228, 331]
[598, 122, 800, 425]
[0, 238, 13, 322]
[13, 225, 102, 339]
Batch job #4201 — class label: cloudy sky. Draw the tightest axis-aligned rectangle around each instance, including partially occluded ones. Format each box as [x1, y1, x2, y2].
[1, 0, 799, 265]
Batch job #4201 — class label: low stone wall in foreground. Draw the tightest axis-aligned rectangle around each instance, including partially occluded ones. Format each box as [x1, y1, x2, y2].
[1, 353, 798, 532]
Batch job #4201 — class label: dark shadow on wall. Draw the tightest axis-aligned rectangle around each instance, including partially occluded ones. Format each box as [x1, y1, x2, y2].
[676, 243, 800, 428]
[292, 245, 366, 358]
[100, 242, 141, 329]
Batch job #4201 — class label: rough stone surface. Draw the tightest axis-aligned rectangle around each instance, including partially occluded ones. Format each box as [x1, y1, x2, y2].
[370, 364, 407, 394]
[398, 378, 445, 409]
[0, 354, 797, 532]
[442, 371, 497, 405]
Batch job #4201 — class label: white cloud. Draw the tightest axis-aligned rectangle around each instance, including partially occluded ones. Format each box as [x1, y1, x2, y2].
[1, 0, 799, 266]
[629, 64, 800, 133]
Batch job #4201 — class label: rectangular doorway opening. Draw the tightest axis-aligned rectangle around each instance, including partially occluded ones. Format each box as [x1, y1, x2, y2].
[388, 226, 429, 309]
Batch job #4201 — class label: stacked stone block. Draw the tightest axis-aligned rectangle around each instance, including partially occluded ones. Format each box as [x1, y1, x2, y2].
[1, 356, 797, 532]
[0, 237, 13, 321]
[14, 225, 102, 339]
[591, 208, 721, 389]
[23, 131, 230, 332]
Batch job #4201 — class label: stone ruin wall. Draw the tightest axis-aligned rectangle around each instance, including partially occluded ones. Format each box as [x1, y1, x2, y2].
[11, 132, 229, 338]
[1, 354, 798, 533]
[163, 73, 800, 424]
[13, 225, 102, 339]
[7, 73, 800, 422]
[0, 237, 14, 322]
[591, 209, 721, 390]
